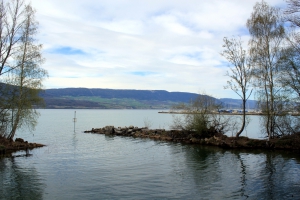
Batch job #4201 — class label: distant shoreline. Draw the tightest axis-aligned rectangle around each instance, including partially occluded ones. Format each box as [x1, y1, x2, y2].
[158, 111, 300, 116]
[158, 111, 262, 115]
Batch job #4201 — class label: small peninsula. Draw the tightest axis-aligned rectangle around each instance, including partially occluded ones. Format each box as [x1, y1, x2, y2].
[0, 136, 44, 157]
[85, 126, 300, 151]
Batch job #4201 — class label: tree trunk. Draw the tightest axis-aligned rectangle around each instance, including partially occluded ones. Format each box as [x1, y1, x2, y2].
[235, 98, 246, 138]
[8, 108, 21, 140]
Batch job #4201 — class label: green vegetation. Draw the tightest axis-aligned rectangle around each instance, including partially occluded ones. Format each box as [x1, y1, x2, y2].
[171, 94, 232, 138]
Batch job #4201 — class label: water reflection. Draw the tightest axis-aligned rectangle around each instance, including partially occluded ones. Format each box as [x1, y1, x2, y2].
[104, 134, 116, 141]
[253, 152, 300, 199]
[182, 145, 300, 199]
[0, 157, 45, 200]
[236, 153, 247, 198]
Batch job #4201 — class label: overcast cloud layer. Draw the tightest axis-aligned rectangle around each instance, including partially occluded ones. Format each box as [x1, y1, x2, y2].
[31, 0, 284, 98]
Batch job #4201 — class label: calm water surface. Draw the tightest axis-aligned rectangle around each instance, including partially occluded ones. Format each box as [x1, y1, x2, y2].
[1, 109, 300, 199]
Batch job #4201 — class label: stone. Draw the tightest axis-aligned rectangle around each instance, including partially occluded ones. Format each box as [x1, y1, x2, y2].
[104, 126, 114, 134]
[115, 130, 123, 135]
[15, 138, 24, 143]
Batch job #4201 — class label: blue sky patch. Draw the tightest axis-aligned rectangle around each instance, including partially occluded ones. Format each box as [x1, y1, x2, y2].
[217, 61, 232, 68]
[131, 71, 156, 76]
[236, 27, 249, 36]
[183, 52, 202, 60]
[49, 46, 86, 55]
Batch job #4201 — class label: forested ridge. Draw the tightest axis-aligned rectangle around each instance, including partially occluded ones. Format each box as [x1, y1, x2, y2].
[40, 87, 258, 109]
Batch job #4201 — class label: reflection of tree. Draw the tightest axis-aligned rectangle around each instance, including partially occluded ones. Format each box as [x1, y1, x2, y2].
[236, 153, 248, 199]
[264, 153, 276, 199]
[232, 151, 300, 199]
[181, 145, 225, 198]
[0, 157, 45, 200]
[180, 145, 300, 199]
[253, 152, 300, 199]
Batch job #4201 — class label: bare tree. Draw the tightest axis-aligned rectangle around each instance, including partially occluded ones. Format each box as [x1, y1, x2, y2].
[221, 37, 253, 138]
[0, 3, 47, 140]
[0, 0, 27, 76]
[0, 0, 28, 137]
[285, 0, 300, 28]
[247, 1, 286, 139]
[282, 0, 300, 100]
[280, 47, 300, 100]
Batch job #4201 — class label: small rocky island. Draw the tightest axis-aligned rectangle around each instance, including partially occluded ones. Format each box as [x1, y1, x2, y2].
[0, 136, 44, 156]
[85, 126, 300, 150]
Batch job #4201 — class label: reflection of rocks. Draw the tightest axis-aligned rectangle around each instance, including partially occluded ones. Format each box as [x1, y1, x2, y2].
[85, 126, 300, 150]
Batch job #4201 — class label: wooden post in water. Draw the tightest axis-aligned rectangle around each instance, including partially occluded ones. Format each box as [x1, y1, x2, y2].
[73, 111, 77, 132]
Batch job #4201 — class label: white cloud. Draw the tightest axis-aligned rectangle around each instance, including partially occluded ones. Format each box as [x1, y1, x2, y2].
[31, 0, 284, 98]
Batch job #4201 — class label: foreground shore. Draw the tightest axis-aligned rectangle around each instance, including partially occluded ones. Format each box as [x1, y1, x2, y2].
[85, 126, 300, 150]
[0, 136, 45, 156]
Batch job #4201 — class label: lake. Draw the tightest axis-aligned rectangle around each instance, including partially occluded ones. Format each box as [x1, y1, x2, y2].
[1, 109, 300, 199]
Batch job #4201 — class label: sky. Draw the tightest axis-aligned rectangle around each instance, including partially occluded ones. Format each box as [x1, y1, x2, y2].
[30, 0, 285, 99]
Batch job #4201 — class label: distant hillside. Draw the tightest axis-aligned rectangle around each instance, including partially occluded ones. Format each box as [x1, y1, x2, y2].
[42, 88, 199, 102]
[40, 88, 257, 109]
[40, 88, 200, 109]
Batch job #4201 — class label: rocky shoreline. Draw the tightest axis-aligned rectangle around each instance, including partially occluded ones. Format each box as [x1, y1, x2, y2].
[85, 126, 300, 150]
[0, 136, 45, 157]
